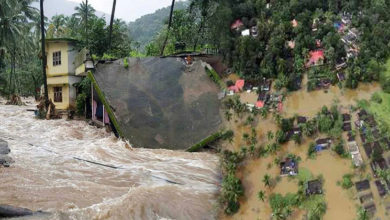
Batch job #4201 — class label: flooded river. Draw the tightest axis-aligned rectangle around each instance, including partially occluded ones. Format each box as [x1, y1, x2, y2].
[0, 100, 220, 220]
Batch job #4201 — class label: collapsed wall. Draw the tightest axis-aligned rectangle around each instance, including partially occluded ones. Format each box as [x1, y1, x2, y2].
[92, 57, 222, 150]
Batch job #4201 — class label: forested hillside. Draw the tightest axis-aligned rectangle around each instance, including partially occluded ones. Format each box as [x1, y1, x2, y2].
[128, 1, 189, 50]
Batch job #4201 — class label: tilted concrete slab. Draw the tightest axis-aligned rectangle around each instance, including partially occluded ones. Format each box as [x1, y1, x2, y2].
[92, 57, 222, 150]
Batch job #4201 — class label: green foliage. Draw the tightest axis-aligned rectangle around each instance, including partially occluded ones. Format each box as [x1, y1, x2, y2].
[205, 68, 224, 88]
[219, 150, 244, 215]
[303, 195, 327, 220]
[123, 58, 129, 69]
[380, 59, 390, 93]
[76, 93, 87, 115]
[357, 207, 369, 220]
[128, 1, 189, 51]
[225, 110, 233, 121]
[187, 131, 223, 152]
[281, 118, 294, 133]
[366, 92, 390, 129]
[269, 193, 299, 219]
[275, 130, 287, 144]
[263, 174, 272, 188]
[377, 169, 390, 183]
[371, 147, 383, 162]
[129, 50, 146, 58]
[340, 174, 353, 189]
[307, 142, 316, 159]
[0, 0, 43, 96]
[102, 53, 117, 60]
[333, 142, 346, 157]
[301, 119, 317, 137]
[371, 92, 382, 104]
[222, 130, 234, 141]
[220, 173, 244, 215]
[257, 190, 266, 202]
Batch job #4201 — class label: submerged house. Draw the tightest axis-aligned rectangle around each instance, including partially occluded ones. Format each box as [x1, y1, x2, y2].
[45, 38, 88, 110]
[315, 138, 332, 150]
[355, 179, 370, 192]
[280, 158, 298, 176]
[89, 57, 222, 150]
[306, 50, 325, 67]
[306, 180, 323, 196]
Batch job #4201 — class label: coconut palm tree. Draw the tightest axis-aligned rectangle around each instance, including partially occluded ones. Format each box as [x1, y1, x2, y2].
[225, 110, 232, 121]
[263, 174, 271, 188]
[0, 0, 38, 94]
[267, 131, 274, 141]
[189, 0, 212, 51]
[73, 0, 95, 46]
[108, 0, 117, 52]
[40, 0, 48, 104]
[73, 1, 95, 25]
[257, 190, 266, 201]
[47, 14, 67, 38]
[160, 0, 175, 55]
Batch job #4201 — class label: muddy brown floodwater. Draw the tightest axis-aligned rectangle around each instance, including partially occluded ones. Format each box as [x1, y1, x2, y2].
[0, 100, 220, 220]
[284, 77, 381, 117]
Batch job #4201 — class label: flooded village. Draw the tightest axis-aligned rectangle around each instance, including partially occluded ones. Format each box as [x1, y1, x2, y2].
[1, 0, 390, 220]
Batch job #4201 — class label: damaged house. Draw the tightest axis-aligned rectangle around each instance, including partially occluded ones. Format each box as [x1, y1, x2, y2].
[88, 57, 222, 150]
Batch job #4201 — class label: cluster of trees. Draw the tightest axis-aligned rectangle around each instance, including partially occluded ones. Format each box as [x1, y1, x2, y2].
[128, 1, 189, 51]
[145, 0, 221, 56]
[219, 150, 244, 215]
[151, 0, 390, 91]
[45, 1, 131, 58]
[0, 0, 43, 96]
[0, 0, 131, 97]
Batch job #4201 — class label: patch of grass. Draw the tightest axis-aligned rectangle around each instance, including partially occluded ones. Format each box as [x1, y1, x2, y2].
[300, 195, 327, 220]
[367, 92, 390, 128]
[297, 168, 313, 182]
[380, 59, 390, 93]
[205, 67, 224, 89]
[339, 174, 353, 189]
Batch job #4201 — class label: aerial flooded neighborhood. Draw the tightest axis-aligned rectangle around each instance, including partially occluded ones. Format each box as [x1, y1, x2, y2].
[1, 0, 390, 219]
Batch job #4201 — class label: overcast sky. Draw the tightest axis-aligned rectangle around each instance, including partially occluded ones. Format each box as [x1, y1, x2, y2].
[68, 0, 182, 22]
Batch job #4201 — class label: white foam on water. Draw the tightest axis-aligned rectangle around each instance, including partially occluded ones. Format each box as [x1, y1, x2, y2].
[0, 101, 220, 219]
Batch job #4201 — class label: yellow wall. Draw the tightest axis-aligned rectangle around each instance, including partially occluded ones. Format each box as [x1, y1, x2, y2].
[45, 40, 82, 110]
[48, 84, 70, 110]
[46, 42, 70, 77]
[47, 75, 68, 85]
[75, 63, 86, 76]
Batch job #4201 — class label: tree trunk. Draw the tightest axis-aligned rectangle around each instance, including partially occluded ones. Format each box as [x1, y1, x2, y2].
[40, 0, 49, 106]
[108, 0, 117, 53]
[193, 18, 205, 52]
[160, 0, 175, 56]
[85, 0, 89, 48]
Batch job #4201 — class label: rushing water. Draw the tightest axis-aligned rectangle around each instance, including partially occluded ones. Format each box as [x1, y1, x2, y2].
[0, 100, 220, 220]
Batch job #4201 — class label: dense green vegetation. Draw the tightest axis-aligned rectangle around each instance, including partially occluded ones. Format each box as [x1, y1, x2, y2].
[128, 1, 189, 51]
[0, 0, 43, 96]
[219, 150, 244, 215]
[0, 0, 131, 97]
[145, 0, 390, 91]
[268, 169, 327, 220]
[45, 2, 131, 58]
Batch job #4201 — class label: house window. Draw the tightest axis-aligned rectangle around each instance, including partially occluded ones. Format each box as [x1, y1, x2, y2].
[54, 87, 62, 102]
[53, 51, 61, 66]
